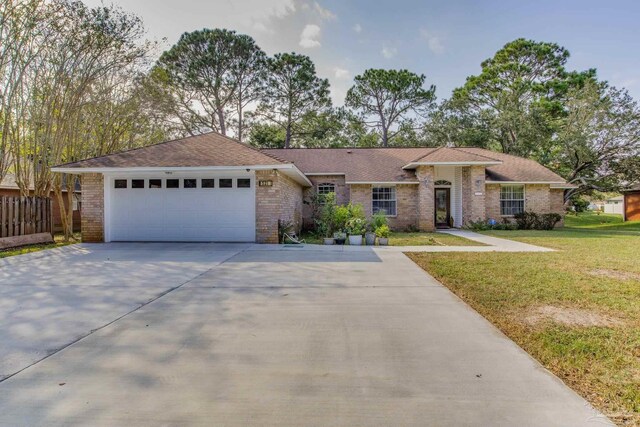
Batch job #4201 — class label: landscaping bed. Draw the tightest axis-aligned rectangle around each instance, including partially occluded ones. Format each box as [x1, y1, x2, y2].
[0, 233, 80, 259]
[406, 217, 640, 425]
[299, 231, 482, 246]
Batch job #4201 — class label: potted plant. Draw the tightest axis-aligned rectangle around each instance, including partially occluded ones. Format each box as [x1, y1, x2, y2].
[316, 193, 336, 245]
[346, 217, 366, 245]
[368, 211, 387, 245]
[333, 231, 346, 245]
[375, 224, 390, 245]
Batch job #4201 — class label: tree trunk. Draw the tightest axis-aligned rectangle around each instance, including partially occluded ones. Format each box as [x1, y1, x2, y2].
[237, 108, 243, 142]
[217, 108, 226, 135]
[285, 123, 292, 149]
[381, 126, 388, 147]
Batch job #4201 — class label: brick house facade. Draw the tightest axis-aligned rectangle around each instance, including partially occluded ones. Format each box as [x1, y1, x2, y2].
[54, 132, 572, 244]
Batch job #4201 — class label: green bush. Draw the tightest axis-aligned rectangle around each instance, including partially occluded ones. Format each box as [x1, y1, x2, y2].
[466, 219, 517, 231]
[333, 202, 365, 233]
[375, 224, 390, 238]
[370, 211, 388, 231]
[314, 193, 336, 237]
[537, 213, 562, 230]
[514, 211, 562, 230]
[571, 196, 590, 213]
[514, 211, 538, 230]
[345, 217, 367, 235]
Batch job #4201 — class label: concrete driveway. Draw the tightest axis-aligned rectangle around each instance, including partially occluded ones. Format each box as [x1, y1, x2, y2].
[0, 243, 610, 426]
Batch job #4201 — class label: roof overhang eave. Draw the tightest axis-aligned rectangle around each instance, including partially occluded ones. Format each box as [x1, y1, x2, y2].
[345, 181, 419, 185]
[51, 164, 313, 187]
[402, 161, 503, 169]
[486, 180, 576, 189]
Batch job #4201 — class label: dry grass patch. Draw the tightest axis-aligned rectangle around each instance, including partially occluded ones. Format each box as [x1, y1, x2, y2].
[589, 269, 640, 282]
[523, 305, 625, 328]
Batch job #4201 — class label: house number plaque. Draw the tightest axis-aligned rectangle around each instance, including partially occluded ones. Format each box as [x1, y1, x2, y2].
[258, 180, 273, 187]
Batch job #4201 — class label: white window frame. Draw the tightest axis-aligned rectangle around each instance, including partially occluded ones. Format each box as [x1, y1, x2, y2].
[317, 183, 336, 195]
[372, 186, 397, 216]
[500, 184, 525, 216]
[317, 183, 336, 204]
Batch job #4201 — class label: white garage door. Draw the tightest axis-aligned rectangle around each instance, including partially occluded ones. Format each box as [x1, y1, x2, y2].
[106, 174, 256, 242]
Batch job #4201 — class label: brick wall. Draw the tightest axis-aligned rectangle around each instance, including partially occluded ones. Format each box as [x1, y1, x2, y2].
[525, 184, 551, 214]
[389, 184, 418, 230]
[485, 184, 501, 221]
[416, 166, 435, 231]
[255, 170, 304, 243]
[485, 183, 566, 226]
[349, 184, 372, 217]
[338, 183, 419, 231]
[81, 173, 104, 242]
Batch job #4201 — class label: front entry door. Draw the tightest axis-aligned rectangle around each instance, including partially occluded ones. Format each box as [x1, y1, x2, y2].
[434, 188, 450, 228]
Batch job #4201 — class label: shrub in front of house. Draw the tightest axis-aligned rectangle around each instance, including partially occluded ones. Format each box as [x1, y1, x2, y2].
[467, 211, 561, 231]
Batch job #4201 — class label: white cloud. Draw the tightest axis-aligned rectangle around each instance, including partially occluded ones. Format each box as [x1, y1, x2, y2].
[353, 23, 362, 33]
[419, 28, 445, 54]
[313, 2, 336, 21]
[334, 67, 350, 80]
[381, 45, 397, 59]
[299, 24, 322, 48]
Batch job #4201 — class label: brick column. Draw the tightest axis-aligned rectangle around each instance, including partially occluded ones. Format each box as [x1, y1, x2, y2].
[255, 170, 280, 243]
[81, 173, 104, 242]
[416, 166, 435, 231]
[462, 166, 486, 224]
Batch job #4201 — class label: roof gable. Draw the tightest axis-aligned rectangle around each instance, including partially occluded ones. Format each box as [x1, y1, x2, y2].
[407, 147, 502, 165]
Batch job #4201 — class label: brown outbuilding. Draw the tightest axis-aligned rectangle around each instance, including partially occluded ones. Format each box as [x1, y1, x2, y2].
[623, 184, 640, 221]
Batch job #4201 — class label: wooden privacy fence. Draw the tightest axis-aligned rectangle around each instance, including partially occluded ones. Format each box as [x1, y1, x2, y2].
[0, 196, 52, 238]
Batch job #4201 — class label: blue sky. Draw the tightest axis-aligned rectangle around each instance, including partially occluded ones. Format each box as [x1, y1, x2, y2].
[84, 0, 640, 104]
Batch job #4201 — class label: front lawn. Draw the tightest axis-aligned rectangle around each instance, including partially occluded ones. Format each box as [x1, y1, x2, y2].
[407, 220, 640, 425]
[565, 211, 640, 232]
[387, 231, 481, 246]
[297, 231, 481, 246]
[0, 233, 80, 259]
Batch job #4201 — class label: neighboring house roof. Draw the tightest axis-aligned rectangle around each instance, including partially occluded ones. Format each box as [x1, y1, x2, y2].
[265, 146, 569, 184]
[54, 132, 288, 169]
[605, 196, 624, 202]
[622, 184, 640, 193]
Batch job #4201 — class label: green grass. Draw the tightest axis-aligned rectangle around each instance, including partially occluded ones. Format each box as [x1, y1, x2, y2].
[407, 217, 640, 425]
[565, 211, 640, 232]
[0, 233, 80, 259]
[297, 231, 481, 246]
[388, 231, 481, 246]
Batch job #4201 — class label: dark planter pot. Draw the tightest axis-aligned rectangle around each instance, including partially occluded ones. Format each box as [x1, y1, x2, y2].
[335, 238, 346, 245]
[365, 232, 376, 245]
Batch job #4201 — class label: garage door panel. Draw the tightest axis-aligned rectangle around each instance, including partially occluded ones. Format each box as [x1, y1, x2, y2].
[108, 177, 255, 242]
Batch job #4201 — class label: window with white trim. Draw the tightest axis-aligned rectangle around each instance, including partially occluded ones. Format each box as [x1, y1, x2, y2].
[372, 187, 396, 216]
[500, 185, 525, 216]
[317, 183, 335, 195]
[317, 183, 335, 204]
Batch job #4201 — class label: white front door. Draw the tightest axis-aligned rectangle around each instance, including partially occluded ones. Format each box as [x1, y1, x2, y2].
[105, 173, 255, 242]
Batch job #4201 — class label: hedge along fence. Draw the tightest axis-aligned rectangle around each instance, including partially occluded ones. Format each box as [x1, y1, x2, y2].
[0, 196, 52, 238]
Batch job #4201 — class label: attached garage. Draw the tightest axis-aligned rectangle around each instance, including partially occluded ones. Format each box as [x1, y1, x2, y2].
[105, 173, 255, 242]
[52, 132, 309, 243]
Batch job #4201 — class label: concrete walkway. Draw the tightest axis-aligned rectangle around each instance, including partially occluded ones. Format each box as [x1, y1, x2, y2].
[0, 243, 609, 426]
